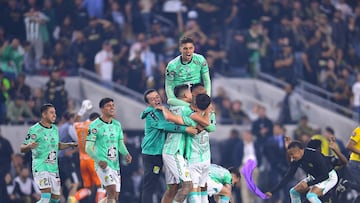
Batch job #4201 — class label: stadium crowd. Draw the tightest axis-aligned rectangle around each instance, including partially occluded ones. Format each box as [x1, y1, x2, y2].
[0, 0, 360, 203]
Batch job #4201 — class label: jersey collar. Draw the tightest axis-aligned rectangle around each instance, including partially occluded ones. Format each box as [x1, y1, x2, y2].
[99, 117, 113, 124]
[180, 56, 192, 65]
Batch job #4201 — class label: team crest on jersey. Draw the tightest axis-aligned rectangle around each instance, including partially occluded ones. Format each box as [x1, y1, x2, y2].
[92, 128, 97, 134]
[202, 60, 207, 67]
[352, 131, 357, 137]
[308, 163, 313, 168]
[31, 134, 36, 140]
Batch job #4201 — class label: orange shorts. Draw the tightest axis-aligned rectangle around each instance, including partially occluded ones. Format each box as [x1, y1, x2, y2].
[80, 159, 101, 188]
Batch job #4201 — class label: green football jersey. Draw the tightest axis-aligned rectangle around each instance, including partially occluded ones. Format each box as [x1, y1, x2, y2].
[165, 53, 211, 105]
[23, 123, 59, 173]
[209, 164, 232, 185]
[87, 118, 124, 170]
[183, 108, 211, 164]
[162, 105, 196, 155]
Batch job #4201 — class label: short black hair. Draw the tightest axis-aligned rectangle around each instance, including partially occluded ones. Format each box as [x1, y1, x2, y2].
[89, 112, 100, 121]
[63, 111, 75, 121]
[143, 89, 157, 103]
[99, 98, 114, 108]
[179, 36, 195, 46]
[40, 103, 54, 114]
[174, 84, 190, 98]
[190, 83, 204, 92]
[325, 126, 334, 135]
[196, 93, 211, 110]
[287, 141, 304, 150]
[228, 166, 241, 178]
[307, 139, 322, 150]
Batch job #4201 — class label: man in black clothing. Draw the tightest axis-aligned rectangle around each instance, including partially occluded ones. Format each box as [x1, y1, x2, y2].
[266, 141, 338, 203]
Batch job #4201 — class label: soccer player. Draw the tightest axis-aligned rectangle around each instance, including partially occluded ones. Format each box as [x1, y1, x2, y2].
[73, 112, 106, 203]
[140, 89, 198, 203]
[161, 84, 212, 203]
[20, 103, 77, 203]
[85, 98, 132, 203]
[266, 141, 338, 203]
[165, 36, 211, 106]
[207, 164, 241, 203]
[187, 84, 216, 203]
[346, 126, 360, 202]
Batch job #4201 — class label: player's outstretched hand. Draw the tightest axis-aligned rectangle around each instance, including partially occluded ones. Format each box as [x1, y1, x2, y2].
[126, 154, 132, 164]
[265, 192, 272, 198]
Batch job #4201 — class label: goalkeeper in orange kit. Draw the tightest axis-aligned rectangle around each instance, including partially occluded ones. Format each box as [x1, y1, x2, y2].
[73, 111, 106, 202]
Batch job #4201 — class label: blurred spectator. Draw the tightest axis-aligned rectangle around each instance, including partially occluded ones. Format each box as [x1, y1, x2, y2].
[226, 30, 249, 77]
[95, 40, 114, 88]
[2, 0, 26, 41]
[58, 112, 80, 203]
[9, 73, 31, 101]
[335, 0, 353, 20]
[128, 49, 146, 93]
[319, 58, 338, 92]
[218, 97, 233, 124]
[333, 75, 351, 107]
[0, 70, 12, 124]
[234, 130, 262, 203]
[323, 126, 349, 159]
[148, 19, 166, 62]
[58, 15, 74, 43]
[277, 83, 304, 125]
[5, 173, 17, 203]
[264, 123, 291, 203]
[12, 167, 40, 203]
[83, 17, 109, 71]
[69, 30, 88, 71]
[230, 99, 251, 125]
[0, 38, 24, 79]
[106, 1, 125, 33]
[51, 41, 72, 74]
[22, 41, 36, 74]
[245, 20, 264, 76]
[212, 86, 228, 109]
[352, 73, 360, 118]
[6, 95, 36, 125]
[221, 0, 239, 50]
[42, 0, 56, 44]
[10, 153, 24, 178]
[44, 68, 68, 120]
[24, 7, 50, 67]
[251, 105, 273, 146]
[82, 0, 104, 18]
[293, 115, 314, 141]
[28, 88, 44, 119]
[220, 128, 241, 169]
[72, 0, 89, 31]
[273, 44, 294, 83]
[320, 0, 336, 20]
[0, 133, 13, 203]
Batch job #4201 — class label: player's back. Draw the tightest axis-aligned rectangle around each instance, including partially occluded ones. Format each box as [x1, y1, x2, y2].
[74, 120, 92, 160]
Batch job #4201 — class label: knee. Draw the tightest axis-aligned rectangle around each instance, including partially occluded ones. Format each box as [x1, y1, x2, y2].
[290, 187, 300, 196]
[182, 181, 193, 193]
[106, 186, 117, 198]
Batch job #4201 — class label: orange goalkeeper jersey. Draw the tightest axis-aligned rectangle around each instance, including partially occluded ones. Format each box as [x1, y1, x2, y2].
[74, 120, 92, 160]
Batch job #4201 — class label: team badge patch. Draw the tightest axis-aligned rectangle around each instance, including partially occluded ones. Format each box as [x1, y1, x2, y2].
[153, 166, 160, 174]
[202, 60, 207, 67]
[31, 134, 37, 140]
[92, 128, 98, 134]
